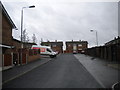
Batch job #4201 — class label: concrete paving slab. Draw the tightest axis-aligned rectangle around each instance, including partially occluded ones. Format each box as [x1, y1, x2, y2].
[74, 54, 119, 88]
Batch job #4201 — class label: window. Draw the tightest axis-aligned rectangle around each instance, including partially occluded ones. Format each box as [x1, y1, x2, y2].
[68, 44, 71, 47]
[78, 44, 82, 47]
[78, 48, 82, 50]
[53, 45, 56, 47]
[47, 48, 52, 52]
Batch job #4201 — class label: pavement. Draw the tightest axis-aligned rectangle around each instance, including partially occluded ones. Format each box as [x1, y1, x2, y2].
[0, 68, 2, 72]
[0, 69, 1, 90]
[2, 55, 52, 85]
[74, 54, 119, 88]
[2, 54, 102, 88]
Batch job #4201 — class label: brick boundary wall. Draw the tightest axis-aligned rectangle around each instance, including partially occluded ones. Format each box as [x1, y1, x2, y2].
[2, 49, 41, 70]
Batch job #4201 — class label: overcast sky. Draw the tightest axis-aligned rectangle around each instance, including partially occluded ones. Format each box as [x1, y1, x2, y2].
[1, 0, 119, 50]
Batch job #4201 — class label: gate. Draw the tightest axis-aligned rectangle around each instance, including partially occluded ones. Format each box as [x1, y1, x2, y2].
[18, 49, 27, 65]
[18, 53, 27, 65]
[22, 54, 26, 64]
[3, 54, 12, 66]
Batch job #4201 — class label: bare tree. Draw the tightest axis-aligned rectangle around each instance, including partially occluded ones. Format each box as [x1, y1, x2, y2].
[41, 38, 43, 43]
[39, 38, 43, 45]
[21, 28, 30, 43]
[26, 36, 30, 43]
[32, 33, 37, 43]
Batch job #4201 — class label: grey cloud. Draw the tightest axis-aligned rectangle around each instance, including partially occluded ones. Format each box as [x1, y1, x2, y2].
[2, 1, 118, 48]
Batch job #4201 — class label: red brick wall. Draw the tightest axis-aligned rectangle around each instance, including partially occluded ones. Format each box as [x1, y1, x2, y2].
[51, 46, 63, 53]
[12, 40, 21, 49]
[0, 11, 2, 43]
[66, 43, 88, 53]
[2, 15, 13, 46]
[27, 54, 41, 62]
[66, 44, 73, 53]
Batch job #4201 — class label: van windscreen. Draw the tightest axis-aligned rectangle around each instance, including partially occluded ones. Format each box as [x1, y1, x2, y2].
[47, 48, 52, 52]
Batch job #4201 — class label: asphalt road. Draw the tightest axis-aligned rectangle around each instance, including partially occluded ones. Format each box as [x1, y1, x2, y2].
[3, 54, 102, 88]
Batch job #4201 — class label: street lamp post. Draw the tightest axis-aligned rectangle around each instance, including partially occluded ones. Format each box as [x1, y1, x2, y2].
[90, 30, 98, 46]
[20, 5, 35, 65]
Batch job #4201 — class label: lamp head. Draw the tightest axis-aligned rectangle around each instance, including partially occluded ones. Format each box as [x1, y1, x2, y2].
[90, 30, 94, 32]
[29, 5, 35, 8]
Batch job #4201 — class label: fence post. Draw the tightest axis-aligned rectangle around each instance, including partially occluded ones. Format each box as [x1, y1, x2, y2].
[17, 53, 19, 65]
[2, 54, 4, 69]
[21, 53, 22, 65]
[11, 52, 13, 66]
[26, 54, 28, 64]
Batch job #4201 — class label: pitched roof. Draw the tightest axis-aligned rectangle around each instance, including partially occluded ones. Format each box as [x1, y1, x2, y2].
[41, 41, 63, 46]
[0, 1, 17, 29]
[66, 40, 88, 44]
[13, 38, 37, 45]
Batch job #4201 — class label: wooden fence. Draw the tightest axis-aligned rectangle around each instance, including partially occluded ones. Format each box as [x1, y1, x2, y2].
[85, 43, 120, 62]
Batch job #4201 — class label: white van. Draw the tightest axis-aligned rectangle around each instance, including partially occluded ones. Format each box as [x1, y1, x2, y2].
[31, 45, 58, 58]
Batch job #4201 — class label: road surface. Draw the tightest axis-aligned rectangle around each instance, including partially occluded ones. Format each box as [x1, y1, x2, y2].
[3, 54, 102, 88]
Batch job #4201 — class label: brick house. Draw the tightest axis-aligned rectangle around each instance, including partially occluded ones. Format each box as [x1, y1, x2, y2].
[41, 40, 63, 53]
[0, 2, 17, 54]
[0, 2, 36, 53]
[0, 2, 40, 69]
[65, 40, 88, 53]
[0, 2, 18, 69]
